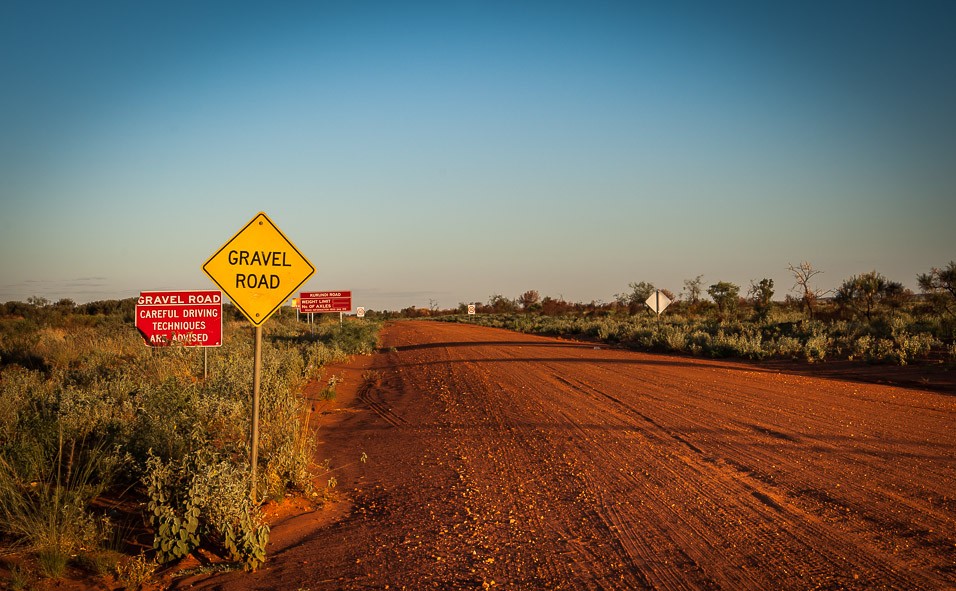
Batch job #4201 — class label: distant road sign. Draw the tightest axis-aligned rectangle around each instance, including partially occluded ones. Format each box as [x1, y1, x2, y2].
[203, 212, 315, 326]
[135, 290, 222, 347]
[299, 291, 351, 313]
[356, 307, 366, 318]
[645, 290, 672, 315]
[468, 304, 476, 315]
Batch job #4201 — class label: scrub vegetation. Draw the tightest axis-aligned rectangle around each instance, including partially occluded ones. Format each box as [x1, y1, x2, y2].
[0, 298, 379, 586]
[427, 262, 956, 366]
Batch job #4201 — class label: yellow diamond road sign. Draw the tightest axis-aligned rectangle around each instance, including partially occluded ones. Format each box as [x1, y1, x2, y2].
[203, 212, 315, 326]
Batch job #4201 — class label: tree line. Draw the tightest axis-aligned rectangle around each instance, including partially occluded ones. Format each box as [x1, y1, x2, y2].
[360, 260, 955, 324]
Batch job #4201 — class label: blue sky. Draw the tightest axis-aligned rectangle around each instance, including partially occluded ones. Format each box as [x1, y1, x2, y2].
[2, 1, 954, 310]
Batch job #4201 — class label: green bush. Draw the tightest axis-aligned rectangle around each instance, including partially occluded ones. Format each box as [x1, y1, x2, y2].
[0, 438, 122, 567]
[145, 449, 269, 570]
[0, 304, 380, 576]
[442, 310, 945, 366]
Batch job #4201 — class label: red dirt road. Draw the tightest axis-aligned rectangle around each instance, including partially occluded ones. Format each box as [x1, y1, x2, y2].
[178, 321, 956, 590]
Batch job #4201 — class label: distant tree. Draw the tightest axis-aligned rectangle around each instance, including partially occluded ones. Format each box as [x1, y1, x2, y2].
[707, 281, 740, 321]
[629, 281, 655, 304]
[682, 275, 704, 305]
[615, 281, 655, 315]
[27, 296, 50, 307]
[917, 261, 956, 315]
[518, 290, 541, 311]
[1, 301, 33, 317]
[787, 261, 827, 318]
[834, 270, 905, 321]
[540, 296, 570, 316]
[488, 294, 517, 314]
[748, 278, 774, 321]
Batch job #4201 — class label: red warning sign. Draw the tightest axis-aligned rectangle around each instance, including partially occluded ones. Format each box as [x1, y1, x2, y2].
[135, 290, 223, 347]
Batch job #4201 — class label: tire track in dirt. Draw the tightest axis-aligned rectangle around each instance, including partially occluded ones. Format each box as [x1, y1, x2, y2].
[375, 322, 956, 590]
[529, 350, 952, 590]
[182, 321, 956, 591]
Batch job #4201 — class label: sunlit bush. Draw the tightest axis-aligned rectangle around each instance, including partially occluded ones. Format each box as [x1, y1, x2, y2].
[443, 310, 945, 366]
[0, 304, 380, 577]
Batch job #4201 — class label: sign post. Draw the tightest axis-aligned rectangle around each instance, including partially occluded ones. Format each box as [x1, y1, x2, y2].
[645, 289, 672, 331]
[135, 290, 223, 348]
[135, 290, 223, 380]
[299, 291, 351, 326]
[203, 212, 315, 501]
[298, 291, 352, 314]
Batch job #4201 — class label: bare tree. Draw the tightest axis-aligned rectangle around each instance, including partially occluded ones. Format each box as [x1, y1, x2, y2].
[787, 261, 827, 318]
[682, 275, 704, 305]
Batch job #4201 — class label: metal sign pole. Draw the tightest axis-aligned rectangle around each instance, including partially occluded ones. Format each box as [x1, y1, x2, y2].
[251, 325, 262, 502]
[656, 290, 662, 331]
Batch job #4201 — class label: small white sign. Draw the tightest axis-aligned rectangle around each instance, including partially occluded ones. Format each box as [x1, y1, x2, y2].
[356, 307, 366, 318]
[467, 304, 476, 315]
[645, 290, 672, 315]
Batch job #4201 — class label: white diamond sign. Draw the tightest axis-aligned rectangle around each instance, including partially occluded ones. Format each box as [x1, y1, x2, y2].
[645, 290, 672, 315]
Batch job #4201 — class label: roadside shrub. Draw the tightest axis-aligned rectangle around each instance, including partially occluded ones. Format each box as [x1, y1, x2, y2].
[876, 336, 928, 364]
[851, 335, 875, 361]
[145, 449, 269, 570]
[803, 335, 829, 363]
[114, 553, 157, 589]
[595, 318, 617, 341]
[658, 324, 691, 352]
[0, 366, 51, 445]
[842, 317, 942, 365]
[687, 330, 711, 356]
[130, 378, 205, 463]
[74, 548, 124, 577]
[447, 311, 942, 366]
[36, 547, 69, 578]
[258, 374, 313, 498]
[6, 562, 32, 590]
[0, 305, 381, 579]
[770, 336, 803, 359]
[709, 330, 743, 358]
[0, 439, 123, 565]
